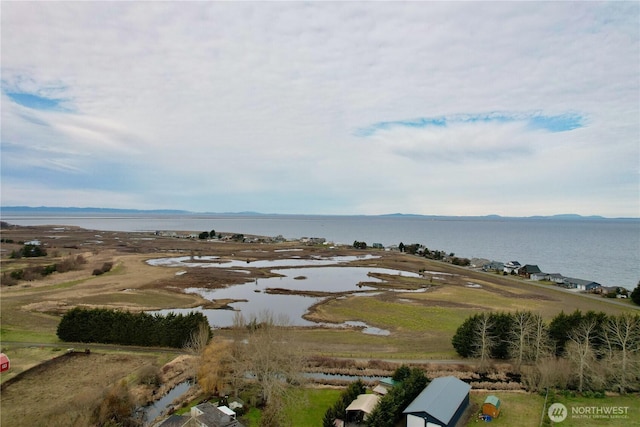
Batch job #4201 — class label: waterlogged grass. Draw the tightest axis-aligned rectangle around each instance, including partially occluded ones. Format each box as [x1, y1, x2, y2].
[317, 296, 470, 333]
[289, 326, 458, 360]
[415, 285, 547, 312]
[71, 289, 198, 308]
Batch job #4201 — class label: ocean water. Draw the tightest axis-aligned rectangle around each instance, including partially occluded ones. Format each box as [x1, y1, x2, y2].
[2, 213, 639, 290]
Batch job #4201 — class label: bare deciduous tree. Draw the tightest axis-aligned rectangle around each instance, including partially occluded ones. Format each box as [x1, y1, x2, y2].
[603, 313, 640, 392]
[566, 318, 601, 392]
[531, 313, 552, 362]
[237, 312, 305, 405]
[183, 321, 211, 355]
[521, 356, 572, 392]
[473, 312, 496, 368]
[509, 311, 534, 365]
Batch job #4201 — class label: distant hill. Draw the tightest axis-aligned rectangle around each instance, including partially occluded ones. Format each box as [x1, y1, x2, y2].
[0, 206, 191, 214]
[0, 206, 631, 220]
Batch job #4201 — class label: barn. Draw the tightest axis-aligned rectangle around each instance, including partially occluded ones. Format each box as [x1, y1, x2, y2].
[482, 395, 501, 418]
[403, 376, 471, 427]
[0, 353, 9, 373]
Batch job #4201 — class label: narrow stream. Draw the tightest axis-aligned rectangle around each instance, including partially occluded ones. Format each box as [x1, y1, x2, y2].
[140, 380, 192, 425]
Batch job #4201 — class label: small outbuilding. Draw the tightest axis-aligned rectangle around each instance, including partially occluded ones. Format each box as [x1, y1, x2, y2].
[0, 353, 10, 373]
[482, 395, 501, 418]
[345, 394, 380, 423]
[403, 376, 471, 427]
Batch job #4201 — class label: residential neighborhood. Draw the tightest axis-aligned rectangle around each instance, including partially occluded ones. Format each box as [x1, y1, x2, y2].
[479, 259, 624, 295]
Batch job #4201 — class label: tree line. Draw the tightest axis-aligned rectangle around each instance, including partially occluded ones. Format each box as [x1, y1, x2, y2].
[57, 307, 211, 348]
[452, 310, 640, 392]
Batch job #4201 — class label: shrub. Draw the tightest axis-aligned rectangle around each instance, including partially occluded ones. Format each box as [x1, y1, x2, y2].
[2, 272, 19, 286]
[9, 269, 24, 280]
[138, 365, 161, 386]
[93, 262, 114, 276]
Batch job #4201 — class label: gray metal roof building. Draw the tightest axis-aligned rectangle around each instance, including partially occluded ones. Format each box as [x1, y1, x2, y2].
[403, 376, 471, 427]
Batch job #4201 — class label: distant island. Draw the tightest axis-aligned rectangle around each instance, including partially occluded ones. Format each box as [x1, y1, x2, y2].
[0, 206, 633, 220]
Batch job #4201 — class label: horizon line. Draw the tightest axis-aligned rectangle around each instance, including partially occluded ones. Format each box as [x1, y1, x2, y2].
[1, 206, 638, 220]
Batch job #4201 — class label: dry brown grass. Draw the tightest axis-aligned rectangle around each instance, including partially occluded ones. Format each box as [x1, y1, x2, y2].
[0, 352, 157, 427]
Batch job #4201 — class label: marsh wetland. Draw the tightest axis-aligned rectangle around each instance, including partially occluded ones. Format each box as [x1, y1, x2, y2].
[1, 224, 638, 426]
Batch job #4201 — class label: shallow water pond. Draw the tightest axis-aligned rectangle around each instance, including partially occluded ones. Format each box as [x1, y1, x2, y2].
[149, 265, 420, 334]
[146, 254, 379, 268]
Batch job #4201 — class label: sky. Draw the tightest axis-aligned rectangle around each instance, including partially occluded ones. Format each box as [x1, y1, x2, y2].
[1, 2, 639, 217]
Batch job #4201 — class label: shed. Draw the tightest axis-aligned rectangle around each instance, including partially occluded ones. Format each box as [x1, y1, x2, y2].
[345, 394, 380, 423]
[482, 395, 501, 418]
[403, 376, 471, 427]
[0, 353, 10, 373]
[373, 384, 388, 395]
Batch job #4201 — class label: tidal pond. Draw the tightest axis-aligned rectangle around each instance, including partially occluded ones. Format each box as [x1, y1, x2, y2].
[146, 254, 380, 268]
[147, 255, 421, 334]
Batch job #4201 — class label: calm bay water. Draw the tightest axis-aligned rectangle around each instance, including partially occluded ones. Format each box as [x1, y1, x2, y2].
[2, 213, 639, 290]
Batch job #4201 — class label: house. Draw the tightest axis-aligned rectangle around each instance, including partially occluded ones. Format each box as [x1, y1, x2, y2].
[482, 261, 504, 272]
[518, 264, 541, 278]
[158, 403, 244, 427]
[403, 376, 471, 427]
[503, 261, 521, 274]
[545, 273, 565, 284]
[562, 277, 602, 292]
[481, 395, 501, 419]
[530, 272, 548, 281]
[345, 394, 380, 423]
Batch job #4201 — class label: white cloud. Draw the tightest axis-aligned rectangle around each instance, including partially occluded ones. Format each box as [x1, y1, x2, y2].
[1, 1, 638, 216]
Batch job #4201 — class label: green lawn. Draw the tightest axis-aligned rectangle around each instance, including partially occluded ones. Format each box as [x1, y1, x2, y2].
[469, 391, 544, 427]
[551, 393, 640, 426]
[239, 387, 342, 427]
[468, 391, 640, 427]
[287, 387, 342, 425]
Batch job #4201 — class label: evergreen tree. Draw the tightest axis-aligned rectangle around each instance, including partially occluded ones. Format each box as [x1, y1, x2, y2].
[366, 367, 428, 427]
[631, 281, 640, 306]
[452, 314, 479, 357]
[322, 379, 366, 425]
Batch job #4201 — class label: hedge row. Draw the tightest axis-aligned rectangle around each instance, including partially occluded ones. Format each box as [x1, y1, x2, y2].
[56, 307, 210, 348]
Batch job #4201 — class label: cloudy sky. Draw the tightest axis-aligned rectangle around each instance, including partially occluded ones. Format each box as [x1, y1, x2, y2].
[2, 2, 638, 217]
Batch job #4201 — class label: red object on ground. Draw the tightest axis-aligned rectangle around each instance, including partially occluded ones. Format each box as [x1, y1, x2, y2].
[0, 353, 10, 372]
